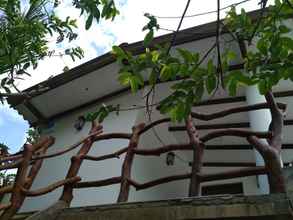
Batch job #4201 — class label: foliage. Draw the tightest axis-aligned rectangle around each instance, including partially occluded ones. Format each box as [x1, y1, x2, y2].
[95, 0, 293, 122]
[0, 0, 119, 99]
[0, 143, 9, 155]
[25, 128, 40, 145]
[73, 0, 119, 30]
[85, 104, 119, 123]
[224, 1, 293, 95]
[0, 173, 16, 187]
[142, 13, 159, 47]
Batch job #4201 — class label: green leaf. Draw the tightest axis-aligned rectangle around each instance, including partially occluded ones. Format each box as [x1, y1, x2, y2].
[144, 30, 154, 47]
[136, 73, 144, 86]
[257, 38, 267, 54]
[177, 48, 193, 63]
[192, 53, 199, 64]
[112, 46, 126, 57]
[195, 82, 204, 101]
[179, 63, 189, 77]
[149, 70, 157, 85]
[207, 59, 214, 75]
[85, 14, 94, 30]
[206, 74, 217, 94]
[118, 72, 132, 85]
[279, 25, 290, 33]
[130, 76, 139, 93]
[160, 64, 172, 81]
[23, 63, 30, 69]
[227, 78, 237, 96]
[226, 50, 236, 62]
[258, 80, 268, 95]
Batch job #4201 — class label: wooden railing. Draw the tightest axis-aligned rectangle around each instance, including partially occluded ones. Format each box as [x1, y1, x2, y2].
[0, 102, 286, 219]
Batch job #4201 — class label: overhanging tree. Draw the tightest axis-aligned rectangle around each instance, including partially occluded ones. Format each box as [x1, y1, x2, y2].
[86, 0, 293, 195]
[0, 0, 119, 100]
[1, 0, 293, 219]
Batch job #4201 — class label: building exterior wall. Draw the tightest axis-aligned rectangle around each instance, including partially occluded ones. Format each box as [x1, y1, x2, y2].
[20, 82, 262, 212]
[20, 33, 293, 212]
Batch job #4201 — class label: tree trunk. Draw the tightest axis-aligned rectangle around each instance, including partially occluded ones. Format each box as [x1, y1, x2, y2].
[247, 91, 286, 194]
[186, 115, 204, 197]
[59, 122, 102, 204]
[264, 148, 286, 193]
[117, 123, 144, 203]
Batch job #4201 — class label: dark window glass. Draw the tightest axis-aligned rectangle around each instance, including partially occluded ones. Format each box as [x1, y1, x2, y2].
[201, 182, 243, 196]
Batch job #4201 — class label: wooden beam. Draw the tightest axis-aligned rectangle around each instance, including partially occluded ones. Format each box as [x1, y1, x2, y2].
[200, 167, 267, 182]
[169, 122, 249, 131]
[205, 144, 293, 150]
[169, 119, 293, 132]
[194, 90, 293, 107]
[197, 162, 257, 167]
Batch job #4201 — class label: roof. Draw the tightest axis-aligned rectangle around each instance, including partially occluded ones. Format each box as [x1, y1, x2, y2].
[6, 10, 263, 125]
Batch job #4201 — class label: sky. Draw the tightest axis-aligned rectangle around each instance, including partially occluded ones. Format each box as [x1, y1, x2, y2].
[1, 0, 272, 153]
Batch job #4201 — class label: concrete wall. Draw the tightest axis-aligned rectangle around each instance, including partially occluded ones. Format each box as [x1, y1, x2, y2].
[20, 34, 266, 212]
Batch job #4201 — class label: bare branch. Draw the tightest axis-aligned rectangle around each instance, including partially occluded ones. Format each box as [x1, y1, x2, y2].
[93, 133, 132, 141]
[191, 102, 286, 121]
[265, 91, 283, 150]
[82, 147, 128, 161]
[0, 185, 13, 195]
[74, 176, 121, 188]
[59, 121, 102, 204]
[117, 123, 145, 202]
[128, 173, 191, 190]
[139, 118, 171, 135]
[0, 203, 11, 211]
[22, 177, 81, 197]
[200, 129, 271, 143]
[247, 135, 270, 157]
[200, 166, 267, 182]
[134, 143, 192, 156]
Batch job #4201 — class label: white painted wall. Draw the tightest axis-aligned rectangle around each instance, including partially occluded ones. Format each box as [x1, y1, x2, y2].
[21, 82, 261, 212]
[19, 32, 293, 212]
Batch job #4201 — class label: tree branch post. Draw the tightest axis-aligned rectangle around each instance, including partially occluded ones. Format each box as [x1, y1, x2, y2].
[1, 137, 54, 220]
[0, 144, 33, 220]
[185, 115, 204, 197]
[264, 91, 286, 193]
[59, 121, 103, 205]
[117, 123, 145, 203]
[247, 91, 286, 193]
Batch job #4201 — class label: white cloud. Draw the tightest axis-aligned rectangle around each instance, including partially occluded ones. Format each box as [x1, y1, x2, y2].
[17, 0, 273, 90]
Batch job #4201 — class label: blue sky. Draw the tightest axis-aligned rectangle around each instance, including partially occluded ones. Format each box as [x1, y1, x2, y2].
[1, 0, 268, 153]
[0, 105, 28, 153]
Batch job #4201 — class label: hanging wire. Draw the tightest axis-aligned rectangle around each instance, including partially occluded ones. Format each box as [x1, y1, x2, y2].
[144, 0, 192, 147]
[174, 153, 191, 165]
[216, 0, 224, 89]
[153, 0, 253, 19]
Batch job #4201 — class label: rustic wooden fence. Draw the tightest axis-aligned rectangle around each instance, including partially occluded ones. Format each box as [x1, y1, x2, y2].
[0, 101, 286, 219]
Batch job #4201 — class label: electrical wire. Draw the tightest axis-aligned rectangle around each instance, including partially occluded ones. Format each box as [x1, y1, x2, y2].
[153, 0, 253, 19]
[144, 0, 192, 147]
[174, 153, 190, 165]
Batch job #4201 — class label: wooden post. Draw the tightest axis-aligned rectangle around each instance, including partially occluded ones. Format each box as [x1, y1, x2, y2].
[247, 91, 286, 193]
[186, 115, 204, 197]
[1, 137, 54, 220]
[59, 122, 102, 205]
[117, 123, 145, 203]
[0, 144, 33, 220]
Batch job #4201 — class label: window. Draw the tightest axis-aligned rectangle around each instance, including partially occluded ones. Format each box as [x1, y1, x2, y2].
[201, 182, 243, 196]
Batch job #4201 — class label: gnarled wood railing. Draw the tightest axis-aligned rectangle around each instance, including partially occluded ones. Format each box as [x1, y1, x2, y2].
[0, 99, 287, 219]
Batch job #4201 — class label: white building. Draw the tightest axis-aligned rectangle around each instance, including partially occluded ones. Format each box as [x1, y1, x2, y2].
[8, 11, 293, 212]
